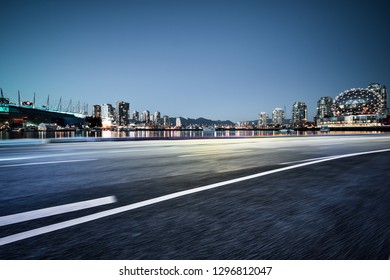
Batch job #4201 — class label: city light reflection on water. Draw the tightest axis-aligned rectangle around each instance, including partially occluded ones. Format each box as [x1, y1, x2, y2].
[0, 129, 386, 140]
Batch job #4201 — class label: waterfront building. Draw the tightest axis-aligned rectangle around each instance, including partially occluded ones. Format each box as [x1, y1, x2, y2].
[101, 103, 115, 127]
[0, 89, 86, 129]
[368, 83, 387, 115]
[1, 103, 86, 129]
[116, 101, 130, 126]
[175, 117, 182, 128]
[332, 88, 383, 116]
[133, 110, 139, 122]
[163, 115, 170, 127]
[292, 101, 307, 128]
[141, 110, 150, 123]
[154, 111, 161, 125]
[272, 108, 284, 127]
[93, 105, 101, 118]
[258, 112, 269, 128]
[316, 97, 333, 119]
[318, 83, 389, 127]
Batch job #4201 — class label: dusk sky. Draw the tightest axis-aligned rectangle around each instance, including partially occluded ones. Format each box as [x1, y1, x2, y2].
[1, 0, 389, 122]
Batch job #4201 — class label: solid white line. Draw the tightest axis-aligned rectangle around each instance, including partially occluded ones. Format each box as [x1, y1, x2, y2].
[0, 196, 117, 227]
[0, 159, 97, 167]
[0, 157, 36, 162]
[279, 155, 338, 165]
[0, 148, 389, 246]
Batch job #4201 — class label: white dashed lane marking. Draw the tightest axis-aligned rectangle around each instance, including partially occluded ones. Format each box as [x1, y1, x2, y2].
[0, 196, 117, 226]
[0, 148, 389, 246]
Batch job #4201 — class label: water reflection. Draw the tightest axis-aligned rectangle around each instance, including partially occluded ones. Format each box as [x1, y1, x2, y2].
[0, 129, 385, 140]
[101, 130, 284, 138]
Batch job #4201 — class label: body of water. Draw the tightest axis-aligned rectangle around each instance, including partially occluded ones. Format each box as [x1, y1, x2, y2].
[1, 129, 385, 140]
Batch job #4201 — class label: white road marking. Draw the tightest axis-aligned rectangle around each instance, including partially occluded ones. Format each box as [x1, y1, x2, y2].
[0, 148, 389, 246]
[0, 196, 116, 227]
[0, 158, 97, 167]
[0, 157, 37, 161]
[279, 155, 338, 165]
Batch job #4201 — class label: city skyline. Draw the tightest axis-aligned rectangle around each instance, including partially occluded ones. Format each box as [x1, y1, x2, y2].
[1, 82, 387, 126]
[90, 81, 389, 128]
[1, 0, 389, 122]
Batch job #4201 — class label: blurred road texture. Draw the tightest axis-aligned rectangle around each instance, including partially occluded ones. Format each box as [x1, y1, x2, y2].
[0, 135, 389, 259]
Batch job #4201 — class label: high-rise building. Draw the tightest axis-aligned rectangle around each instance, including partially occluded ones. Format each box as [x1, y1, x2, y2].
[258, 112, 269, 128]
[141, 110, 150, 123]
[272, 108, 284, 127]
[163, 115, 170, 127]
[133, 110, 139, 122]
[316, 97, 333, 119]
[116, 101, 130, 126]
[154, 111, 161, 125]
[292, 102, 307, 128]
[101, 103, 114, 127]
[368, 83, 388, 114]
[93, 105, 101, 118]
[175, 117, 182, 127]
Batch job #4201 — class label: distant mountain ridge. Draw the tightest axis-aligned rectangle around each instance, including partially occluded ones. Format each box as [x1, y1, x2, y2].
[168, 117, 292, 126]
[169, 117, 235, 126]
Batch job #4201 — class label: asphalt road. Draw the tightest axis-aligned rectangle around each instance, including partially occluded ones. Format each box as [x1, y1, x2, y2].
[0, 134, 389, 259]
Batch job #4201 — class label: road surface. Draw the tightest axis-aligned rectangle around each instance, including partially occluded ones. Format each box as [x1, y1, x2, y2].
[0, 134, 389, 259]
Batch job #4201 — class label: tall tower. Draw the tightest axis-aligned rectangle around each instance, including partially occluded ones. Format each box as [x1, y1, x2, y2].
[368, 83, 387, 115]
[141, 110, 150, 123]
[272, 108, 284, 127]
[175, 117, 182, 127]
[292, 101, 307, 128]
[381, 86, 388, 114]
[258, 112, 269, 128]
[316, 97, 333, 118]
[133, 110, 139, 122]
[116, 101, 130, 126]
[93, 105, 101, 118]
[163, 115, 170, 127]
[101, 103, 114, 127]
[154, 111, 161, 125]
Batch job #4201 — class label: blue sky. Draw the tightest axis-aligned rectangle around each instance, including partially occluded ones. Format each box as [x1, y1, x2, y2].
[1, 0, 389, 122]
